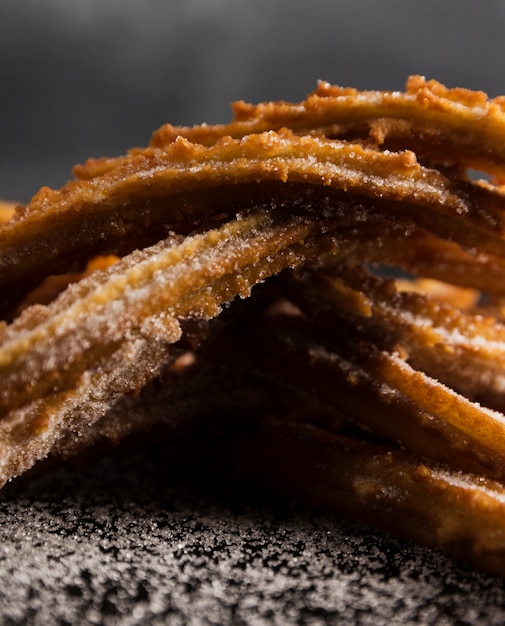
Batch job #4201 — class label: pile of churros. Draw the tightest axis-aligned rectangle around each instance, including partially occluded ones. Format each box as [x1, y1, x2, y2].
[3, 76, 505, 576]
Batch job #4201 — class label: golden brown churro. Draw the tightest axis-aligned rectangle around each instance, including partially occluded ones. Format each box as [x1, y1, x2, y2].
[0, 200, 16, 225]
[5, 77, 505, 577]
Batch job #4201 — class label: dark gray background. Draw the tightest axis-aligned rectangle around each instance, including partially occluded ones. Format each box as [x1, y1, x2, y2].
[1, 0, 505, 203]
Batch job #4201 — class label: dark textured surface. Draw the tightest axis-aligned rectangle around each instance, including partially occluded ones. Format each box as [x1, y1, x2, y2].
[1, 446, 505, 626]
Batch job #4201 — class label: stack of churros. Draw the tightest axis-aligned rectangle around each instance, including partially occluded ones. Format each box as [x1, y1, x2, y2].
[4, 76, 505, 576]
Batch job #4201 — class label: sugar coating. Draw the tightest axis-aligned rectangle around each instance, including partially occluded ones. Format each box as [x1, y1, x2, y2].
[0, 210, 323, 487]
[1, 449, 504, 626]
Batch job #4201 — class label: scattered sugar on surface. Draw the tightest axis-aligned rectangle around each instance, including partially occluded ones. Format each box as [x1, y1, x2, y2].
[1, 448, 505, 625]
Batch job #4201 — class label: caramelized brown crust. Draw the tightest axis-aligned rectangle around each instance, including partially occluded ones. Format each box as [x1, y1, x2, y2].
[5, 130, 505, 314]
[149, 76, 505, 176]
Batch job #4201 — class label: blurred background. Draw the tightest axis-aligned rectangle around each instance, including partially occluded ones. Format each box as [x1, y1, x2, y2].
[1, 0, 505, 203]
